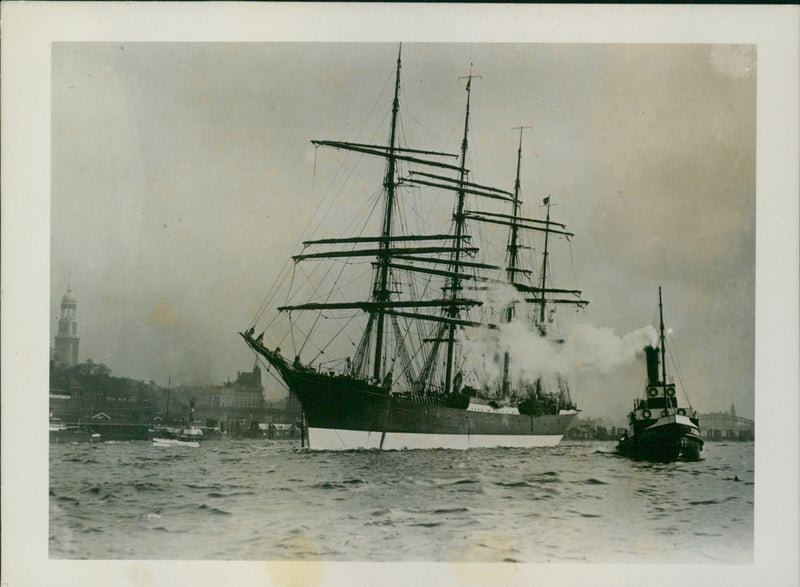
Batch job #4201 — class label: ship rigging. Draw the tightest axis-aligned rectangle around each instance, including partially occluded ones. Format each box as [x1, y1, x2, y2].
[242, 46, 588, 449]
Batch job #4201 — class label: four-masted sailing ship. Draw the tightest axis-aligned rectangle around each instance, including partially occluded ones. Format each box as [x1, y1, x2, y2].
[242, 47, 588, 450]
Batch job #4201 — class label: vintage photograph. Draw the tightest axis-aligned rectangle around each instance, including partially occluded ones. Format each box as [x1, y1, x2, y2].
[2, 5, 797, 587]
[48, 42, 755, 562]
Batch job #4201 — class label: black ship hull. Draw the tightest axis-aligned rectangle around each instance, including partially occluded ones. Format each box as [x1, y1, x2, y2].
[246, 338, 578, 450]
[618, 415, 703, 462]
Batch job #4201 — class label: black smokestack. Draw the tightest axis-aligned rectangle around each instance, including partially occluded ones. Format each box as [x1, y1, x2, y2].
[644, 346, 660, 386]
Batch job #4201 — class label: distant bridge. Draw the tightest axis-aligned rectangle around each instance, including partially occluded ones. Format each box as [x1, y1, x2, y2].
[699, 412, 754, 440]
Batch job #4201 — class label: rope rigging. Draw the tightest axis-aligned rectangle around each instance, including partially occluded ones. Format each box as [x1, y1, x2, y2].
[241, 48, 587, 414]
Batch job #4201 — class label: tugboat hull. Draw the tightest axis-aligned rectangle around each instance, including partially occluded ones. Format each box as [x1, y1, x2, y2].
[618, 415, 703, 462]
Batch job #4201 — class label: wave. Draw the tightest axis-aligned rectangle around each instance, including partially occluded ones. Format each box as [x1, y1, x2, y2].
[400, 506, 469, 515]
[309, 481, 345, 490]
[197, 504, 232, 515]
[133, 481, 164, 492]
[531, 472, 562, 483]
[207, 490, 256, 498]
[688, 496, 737, 506]
[432, 507, 469, 514]
[64, 457, 98, 464]
[494, 481, 531, 488]
[448, 478, 479, 485]
[185, 482, 221, 490]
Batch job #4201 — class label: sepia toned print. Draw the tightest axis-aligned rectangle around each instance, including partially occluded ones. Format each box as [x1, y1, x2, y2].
[48, 42, 756, 563]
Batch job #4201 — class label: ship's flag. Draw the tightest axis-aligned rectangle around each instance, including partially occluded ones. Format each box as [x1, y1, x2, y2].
[543, 196, 550, 205]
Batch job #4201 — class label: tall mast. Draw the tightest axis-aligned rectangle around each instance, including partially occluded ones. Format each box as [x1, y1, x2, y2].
[538, 197, 552, 326]
[658, 286, 667, 387]
[506, 128, 525, 290]
[444, 64, 477, 394]
[371, 44, 403, 382]
[501, 127, 526, 394]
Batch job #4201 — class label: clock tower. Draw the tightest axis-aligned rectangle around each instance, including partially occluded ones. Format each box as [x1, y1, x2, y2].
[54, 283, 80, 367]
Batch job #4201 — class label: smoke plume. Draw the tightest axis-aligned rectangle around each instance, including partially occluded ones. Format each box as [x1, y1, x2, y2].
[459, 284, 658, 389]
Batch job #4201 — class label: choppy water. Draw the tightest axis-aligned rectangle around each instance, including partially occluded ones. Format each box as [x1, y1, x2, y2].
[50, 439, 753, 562]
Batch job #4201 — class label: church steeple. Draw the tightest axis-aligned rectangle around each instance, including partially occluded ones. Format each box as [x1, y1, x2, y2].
[54, 279, 80, 367]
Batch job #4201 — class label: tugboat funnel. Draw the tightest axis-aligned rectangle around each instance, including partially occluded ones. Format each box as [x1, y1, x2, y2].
[645, 345, 660, 386]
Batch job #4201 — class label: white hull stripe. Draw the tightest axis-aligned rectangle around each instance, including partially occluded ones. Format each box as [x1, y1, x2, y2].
[307, 427, 563, 450]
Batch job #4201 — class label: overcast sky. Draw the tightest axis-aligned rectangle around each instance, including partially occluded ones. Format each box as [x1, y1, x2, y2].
[51, 42, 756, 422]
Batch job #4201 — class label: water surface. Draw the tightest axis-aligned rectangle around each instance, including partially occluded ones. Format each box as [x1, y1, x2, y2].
[50, 439, 753, 562]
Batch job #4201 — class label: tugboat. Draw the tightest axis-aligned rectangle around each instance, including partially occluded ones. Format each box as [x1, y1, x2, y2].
[618, 287, 703, 462]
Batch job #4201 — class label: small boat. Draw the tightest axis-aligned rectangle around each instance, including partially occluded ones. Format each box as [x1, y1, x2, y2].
[50, 417, 95, 443]
[151, 423, 204, 447]
[152, 437, 200, 448]
[618, 287, 703, 462]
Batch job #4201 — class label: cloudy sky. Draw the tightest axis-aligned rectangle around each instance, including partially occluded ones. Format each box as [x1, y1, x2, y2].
[51, 42, 756, 423]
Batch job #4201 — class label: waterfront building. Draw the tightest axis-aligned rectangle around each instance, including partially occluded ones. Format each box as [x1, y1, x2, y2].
[566, 417, 616, 440]
[174, 363, 302, 436]
[219, 362, 267, 410]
